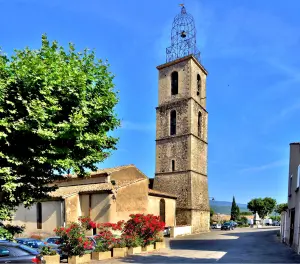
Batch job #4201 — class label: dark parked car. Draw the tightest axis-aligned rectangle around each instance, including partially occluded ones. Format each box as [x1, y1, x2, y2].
[0, 241, 44, 263]
[221, 222, 234, 230]
[15, 238, 46, 249]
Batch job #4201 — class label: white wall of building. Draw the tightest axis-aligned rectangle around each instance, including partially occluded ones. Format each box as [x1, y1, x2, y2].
[8, 201, 63, 237]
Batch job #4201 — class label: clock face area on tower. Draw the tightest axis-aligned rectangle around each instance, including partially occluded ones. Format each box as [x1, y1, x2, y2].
[153, 5, 210, 233]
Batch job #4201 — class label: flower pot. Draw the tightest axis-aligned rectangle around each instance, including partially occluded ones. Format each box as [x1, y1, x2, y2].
[142, 244, 154, 252]
[113, 247, 128, 258]
[43, 254, 60, 264]
[68, 254, 91, 264]
[128, 246, 142, 255]
[91, 251, 111, 260]
[155, 241, 165, 250]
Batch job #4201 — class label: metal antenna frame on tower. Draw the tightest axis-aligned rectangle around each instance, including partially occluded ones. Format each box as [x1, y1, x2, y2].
[166, 5, 201, 63]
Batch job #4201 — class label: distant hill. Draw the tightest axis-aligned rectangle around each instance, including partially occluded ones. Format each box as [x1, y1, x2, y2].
[209, 200, 249, 215]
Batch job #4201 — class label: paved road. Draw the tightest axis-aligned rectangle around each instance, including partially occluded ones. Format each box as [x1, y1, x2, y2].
[95, 227, 300, 263]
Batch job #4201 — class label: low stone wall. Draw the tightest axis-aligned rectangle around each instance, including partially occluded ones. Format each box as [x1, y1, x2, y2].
[170, 225, 192, 238]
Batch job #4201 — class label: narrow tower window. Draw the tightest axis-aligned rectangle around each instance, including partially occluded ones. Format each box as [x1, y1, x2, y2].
[170, 110, 176, 135]
[198, 112, 202, 137]
[172, 160, 175, 171]
[171, 71, 178, 95]
[197, 74, 201, 96]
[37, 202, 42, 229]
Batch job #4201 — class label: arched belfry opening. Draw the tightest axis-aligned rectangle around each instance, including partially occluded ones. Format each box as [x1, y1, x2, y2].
[166, 4, 201, 63]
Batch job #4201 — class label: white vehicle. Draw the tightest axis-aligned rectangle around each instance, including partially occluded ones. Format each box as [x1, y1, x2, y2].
[264, 219, 272, 226]
[216, 224, 221, 229]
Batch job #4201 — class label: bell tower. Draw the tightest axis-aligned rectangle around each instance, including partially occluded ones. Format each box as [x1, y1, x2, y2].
[153, 5, 210, 233]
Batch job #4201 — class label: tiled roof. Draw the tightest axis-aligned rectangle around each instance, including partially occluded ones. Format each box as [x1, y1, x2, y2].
[63, 164, 136, 179]
[49, 178, 147, 198]
[49, 183, 113, 198]
[148, 189, 177, 199]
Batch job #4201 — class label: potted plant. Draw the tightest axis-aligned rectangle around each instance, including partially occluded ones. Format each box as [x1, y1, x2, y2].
[122, 214, 165, 252]
[40, 246, 60, 264]
[124, 235, 142, 255]
[142, 238, 155, 252]
[91, 239, 112, 260]
[112, 237, 128, 258]
[54, 222, 94, 264]
[154, 236, 165, 250]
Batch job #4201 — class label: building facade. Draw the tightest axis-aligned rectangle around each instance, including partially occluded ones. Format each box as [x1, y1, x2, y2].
[281, 143, 300, 253]
[8, 165, 176, 237]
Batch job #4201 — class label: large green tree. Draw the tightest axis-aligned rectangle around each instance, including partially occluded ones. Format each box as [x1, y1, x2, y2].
[230, 196, 240, 221]
[274, 203, 288, 214]
[247, 197, 276, 219]
[0, 35, 120, 220]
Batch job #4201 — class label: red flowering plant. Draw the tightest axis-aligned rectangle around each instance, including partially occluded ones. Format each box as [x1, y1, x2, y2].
[78, 216, 97, 230]
[122, 214, 165, 247]
[93, 220, 124, 252]
[54, 222, 94, 257]
[122, 234, 143, 248]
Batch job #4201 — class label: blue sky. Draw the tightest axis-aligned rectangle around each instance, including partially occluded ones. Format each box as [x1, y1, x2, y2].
[1, 0, 300, 204]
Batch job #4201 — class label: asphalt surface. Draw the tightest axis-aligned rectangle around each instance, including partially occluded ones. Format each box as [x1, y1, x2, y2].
[94, 227, 300, 263]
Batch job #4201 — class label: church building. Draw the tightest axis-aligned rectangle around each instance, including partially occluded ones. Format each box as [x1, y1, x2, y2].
[6, 5, 209, 237]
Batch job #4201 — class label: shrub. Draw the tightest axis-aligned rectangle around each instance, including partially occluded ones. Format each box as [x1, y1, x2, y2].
[54, 222, 93, 257]
[0, 227, 13, 241]
[40, 246, 57, 256]
[122, 235, 142, 248]
[112, 237, 126, 248]
[123, 214, 165, 247]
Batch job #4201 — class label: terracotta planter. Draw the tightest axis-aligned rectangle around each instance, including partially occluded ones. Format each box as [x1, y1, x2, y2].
[113, 247, 128, 258]
[142, 244, 154, 252]
[91, 251, 111, 260]
[128, 246, 142, 255]
[43, 254, 60, 264]
[155, 241, 165, 250]
[68, 254, 91, 264]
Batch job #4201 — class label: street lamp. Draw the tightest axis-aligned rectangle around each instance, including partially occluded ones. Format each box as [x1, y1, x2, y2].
[209, 197, 215, 201]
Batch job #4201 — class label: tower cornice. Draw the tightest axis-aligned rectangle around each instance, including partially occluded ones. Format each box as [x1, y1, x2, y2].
[156, 54, 208, 75]
[156, 97, 208, 113]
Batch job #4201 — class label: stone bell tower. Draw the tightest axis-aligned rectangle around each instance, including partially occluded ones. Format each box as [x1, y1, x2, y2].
[153, 5, 210, 233]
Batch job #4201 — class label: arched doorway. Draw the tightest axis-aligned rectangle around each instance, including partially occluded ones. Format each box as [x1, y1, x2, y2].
[159, 199, 166, 223]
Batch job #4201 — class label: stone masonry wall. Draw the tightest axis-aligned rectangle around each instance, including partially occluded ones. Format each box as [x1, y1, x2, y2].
[190, 58, 207, 109]
[154, 173, 191, 209]
[158, 60, 190, 105]
[191, 172, 209, 210]
[190, 99, 208, 142]
[191, 210, 210, 233]
[156, 99, 190, 139]
[156, 136, 190, 173]
[154, 56, 209, 233]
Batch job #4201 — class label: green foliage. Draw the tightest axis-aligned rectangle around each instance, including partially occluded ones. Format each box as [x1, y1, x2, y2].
[275, 203, 288, 214]
[240, 211, 252, 216]
[240, 216, 248, 225]
[247, 197, 276, 219]
[94, 240, 110, 252]
[0, 227, 13, 241]
[4, 224, 25, 236]
[40, 246, 57, 256]
[230, 196, 240, 221]
[270, 215, 281, 221]
[0, 35, 120, 220]
[0, 224, 24, 240]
